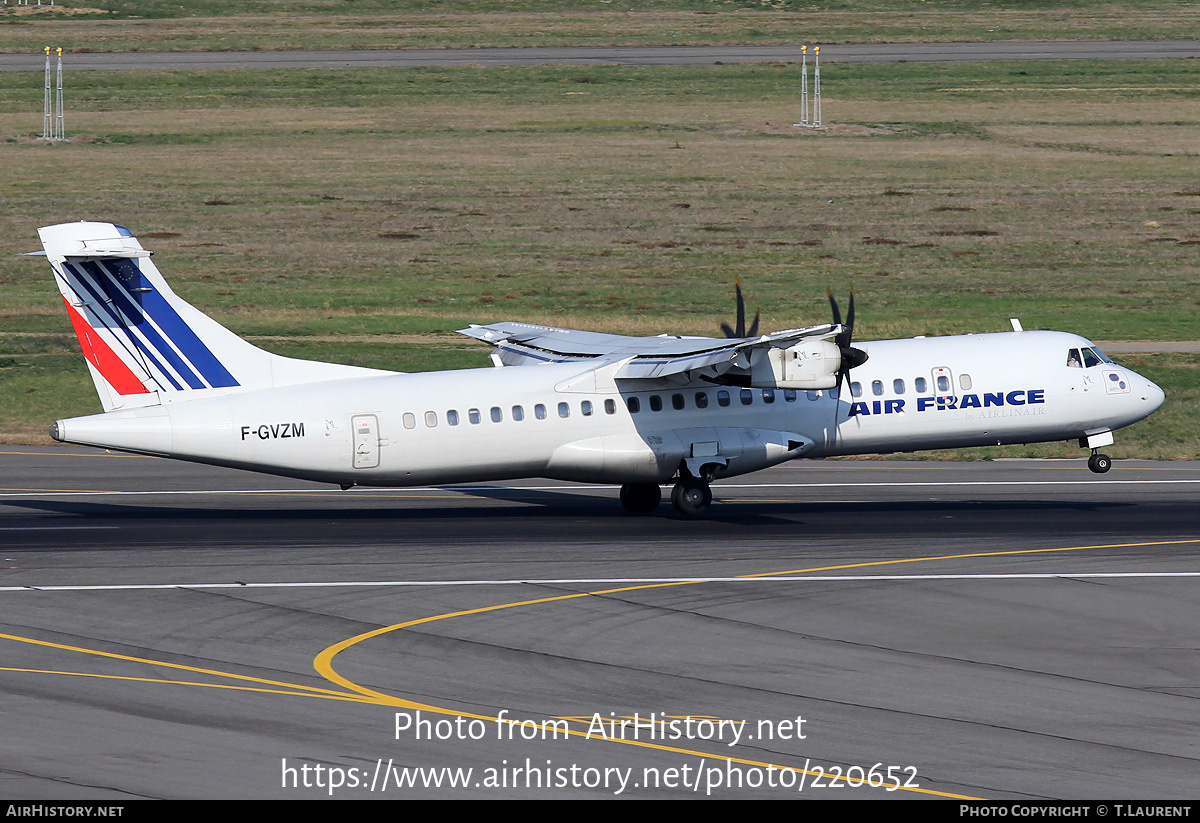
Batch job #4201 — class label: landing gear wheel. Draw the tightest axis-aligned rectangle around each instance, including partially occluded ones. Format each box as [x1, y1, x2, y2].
[671, 479, 712, 515]
[1088, 453, 1112, 474]
[619, 483, 661, 514]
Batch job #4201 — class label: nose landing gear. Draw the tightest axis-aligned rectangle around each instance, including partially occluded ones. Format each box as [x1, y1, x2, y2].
[1080, 432, 1115, 474]
[1087, 451, 1112, 474]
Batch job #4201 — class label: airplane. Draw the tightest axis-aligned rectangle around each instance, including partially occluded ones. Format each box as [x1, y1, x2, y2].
[30, 221, 1165, 515]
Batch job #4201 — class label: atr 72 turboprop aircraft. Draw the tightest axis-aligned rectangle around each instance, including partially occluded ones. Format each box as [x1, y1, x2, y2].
[32, 221, 1164, 515]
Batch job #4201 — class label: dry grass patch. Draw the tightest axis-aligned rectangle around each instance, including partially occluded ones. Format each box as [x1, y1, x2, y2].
[986, 124, 1200, 157]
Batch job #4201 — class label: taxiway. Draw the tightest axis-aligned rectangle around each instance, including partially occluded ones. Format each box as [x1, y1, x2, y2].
[1, 40, 1199, 72]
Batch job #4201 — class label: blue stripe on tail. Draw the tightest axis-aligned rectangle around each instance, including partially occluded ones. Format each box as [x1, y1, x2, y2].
[64, 264, 185, 391]
[74, 262, 206, 389]
[104, 259, 239, 388]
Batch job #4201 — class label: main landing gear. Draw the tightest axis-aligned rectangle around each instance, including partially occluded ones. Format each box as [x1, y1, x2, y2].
[671, 478, 712, 515]
[619, 482, 661, 514]
[1087, 451, 1112, 474]
[619, 479, 713, 515]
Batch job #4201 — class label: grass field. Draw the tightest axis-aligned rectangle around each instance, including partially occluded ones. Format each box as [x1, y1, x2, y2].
[2, 2, 1200, 53]
[1, 58, 1196, 457]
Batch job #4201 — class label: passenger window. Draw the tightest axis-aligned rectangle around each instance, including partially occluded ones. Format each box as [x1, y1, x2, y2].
[534, 404, 547, 420]
[695, 392, 709, 409]
[959, 374, 973, 391]
[512, 405, 524, 422]
[425, 411, 437, 428]
[850, 382, 863, 398]
[936, 375, 950, 392]
[558, 402, 570, 418]
[650, 395, 663, 412]
[627, 397, 640, 414]
[403, 412, 416, 430]
[893, 379, 905, 395]
[468, 408, 481, 424]
[717, 390, 730, 407]
[604, 399, 616, 415]
[581, 400, 593, 416]
[784, 389, 797, 402]
[740, 389, 753, 405]
[807, 390, 821, 400]
[872, 380, 884, 396]
[915, 377, 928, 393]
[762, 389, 775, 404]
[447, 410, 459, 426]
[672, 393, 685, 411]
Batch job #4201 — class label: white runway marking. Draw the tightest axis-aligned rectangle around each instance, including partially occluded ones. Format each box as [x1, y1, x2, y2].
[4, 571, 1199, 593]
[723, 480, 1200, 487]
[1, 478, 1199, 499]
[0, 526, 118, 531]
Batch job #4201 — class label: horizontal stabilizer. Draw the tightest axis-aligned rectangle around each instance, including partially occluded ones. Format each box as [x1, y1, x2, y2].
[43, 226, 152, 260]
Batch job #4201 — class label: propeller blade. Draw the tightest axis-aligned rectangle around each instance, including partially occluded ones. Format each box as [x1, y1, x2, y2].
[734, 280, 746, 337]
[747, 309, 760, 338]
[721, 279, 753, 338]
[827, 289, 842, 327]
[828, 288, 867, 396]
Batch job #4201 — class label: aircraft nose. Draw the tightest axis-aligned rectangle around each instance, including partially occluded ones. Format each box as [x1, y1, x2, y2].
[1142, 377, 1165, 413]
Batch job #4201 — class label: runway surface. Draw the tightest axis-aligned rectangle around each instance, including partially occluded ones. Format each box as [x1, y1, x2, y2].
[2, 40, 1200, 71]
[1, 446, 1197, 799]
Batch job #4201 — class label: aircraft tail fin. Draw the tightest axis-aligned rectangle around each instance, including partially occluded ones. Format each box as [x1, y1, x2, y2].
[39, 222, 390, 412]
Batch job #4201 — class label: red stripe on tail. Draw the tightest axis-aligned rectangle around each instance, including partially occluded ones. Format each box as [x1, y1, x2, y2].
[62, 296, 150, 395]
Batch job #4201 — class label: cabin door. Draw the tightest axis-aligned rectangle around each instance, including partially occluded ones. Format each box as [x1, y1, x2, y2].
[352, 414, 380, 469]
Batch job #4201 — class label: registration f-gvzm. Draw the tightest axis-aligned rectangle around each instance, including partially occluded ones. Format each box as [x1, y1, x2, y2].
[34, 221, 1164, 515]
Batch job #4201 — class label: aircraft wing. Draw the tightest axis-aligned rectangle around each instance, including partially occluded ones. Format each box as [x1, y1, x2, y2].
[458, 321, 842, 381]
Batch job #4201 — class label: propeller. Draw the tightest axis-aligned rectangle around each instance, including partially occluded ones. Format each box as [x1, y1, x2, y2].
[827, 288, 869, 392]
[720, 278, 760, 339]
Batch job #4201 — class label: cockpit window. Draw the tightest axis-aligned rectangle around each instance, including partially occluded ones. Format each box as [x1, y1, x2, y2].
[1068, 347, 1114, 368]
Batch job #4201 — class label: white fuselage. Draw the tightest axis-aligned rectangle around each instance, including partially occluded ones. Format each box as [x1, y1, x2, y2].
[53, 330, 1164, 488]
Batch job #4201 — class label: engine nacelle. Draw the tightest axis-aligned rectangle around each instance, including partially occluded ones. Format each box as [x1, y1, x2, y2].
[749, 339, 840, 390]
